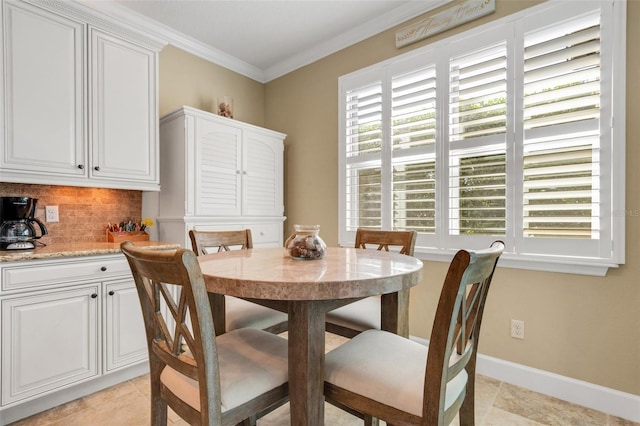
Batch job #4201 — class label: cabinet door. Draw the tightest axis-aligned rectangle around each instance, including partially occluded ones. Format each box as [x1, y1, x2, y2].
[1, 1, 86, 176]
[243, 131, 284, 216]
[89, 27, 157, 184]
[196, 119, 242, 216]
[104, 278, 147, 372]
[1, 285, 100, 405]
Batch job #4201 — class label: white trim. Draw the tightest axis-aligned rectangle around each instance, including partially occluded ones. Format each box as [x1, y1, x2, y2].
[413, 249, 615, 277]
[73, 0, 264, 82]
[410, 336, 640, 423]
[476, 353, 640, 423]
[263, 0, 452, 82]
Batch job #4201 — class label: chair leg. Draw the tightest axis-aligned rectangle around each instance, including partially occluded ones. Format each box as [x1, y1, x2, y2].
[150, 392, 168, 426]
[236, 417, 254, 426]
[364, 415, 380, 426]
[149, 356, 168, 426]
[460, 366, 476, 426]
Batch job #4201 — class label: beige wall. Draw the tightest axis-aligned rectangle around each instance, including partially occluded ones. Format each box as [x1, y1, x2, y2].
[264, 0, 640, 396]
[159, 45, 266, 126]
[159, 1, 640, 396]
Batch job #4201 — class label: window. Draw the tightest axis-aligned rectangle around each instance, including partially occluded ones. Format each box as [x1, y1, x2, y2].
[338, 1, 626, 275]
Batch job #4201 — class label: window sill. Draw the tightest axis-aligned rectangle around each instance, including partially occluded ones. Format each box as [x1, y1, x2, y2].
[414, 248, 619, 277]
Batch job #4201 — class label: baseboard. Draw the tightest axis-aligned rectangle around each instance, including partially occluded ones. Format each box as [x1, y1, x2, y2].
[476, 353, 640, 423]
[409, 336, 640, 423]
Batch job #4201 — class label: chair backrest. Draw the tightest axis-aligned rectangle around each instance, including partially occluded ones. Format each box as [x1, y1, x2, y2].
[354, 228, 417, 256]
[423, 241, 504, 425]
[121, 241, 222, 424]
[189, 229, 253, 255]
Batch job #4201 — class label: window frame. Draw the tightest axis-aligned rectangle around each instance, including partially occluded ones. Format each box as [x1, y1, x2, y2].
[338, 0, 626, 276]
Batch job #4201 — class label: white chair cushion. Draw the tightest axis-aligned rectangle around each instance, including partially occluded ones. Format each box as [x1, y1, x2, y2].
[325, 329, 467, 417]
[226, 296, 287, 331]
[160, 328, 288, 412]
[325, 296, 381, 331]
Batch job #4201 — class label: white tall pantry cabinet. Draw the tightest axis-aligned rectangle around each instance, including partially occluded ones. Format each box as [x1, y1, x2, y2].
[149, 106, 286, 248]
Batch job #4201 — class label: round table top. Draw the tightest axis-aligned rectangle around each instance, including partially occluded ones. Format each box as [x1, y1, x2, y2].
[198, 246, 423, 301]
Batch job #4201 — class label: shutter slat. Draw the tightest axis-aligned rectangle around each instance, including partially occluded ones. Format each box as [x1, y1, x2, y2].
[525, 39, 600, 72]
[392, 66, 437, 151]
[525, 25, 600, 58]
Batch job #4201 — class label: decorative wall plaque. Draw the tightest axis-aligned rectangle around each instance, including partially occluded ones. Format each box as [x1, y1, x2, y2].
[396, 0, 496, 48]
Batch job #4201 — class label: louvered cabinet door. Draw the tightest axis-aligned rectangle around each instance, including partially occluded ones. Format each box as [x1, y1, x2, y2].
[195, 119, 243, 216]
[242, 130, 284, 217]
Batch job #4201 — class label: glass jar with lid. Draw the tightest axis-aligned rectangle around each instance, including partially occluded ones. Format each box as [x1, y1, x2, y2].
[286, 224, 327, 260]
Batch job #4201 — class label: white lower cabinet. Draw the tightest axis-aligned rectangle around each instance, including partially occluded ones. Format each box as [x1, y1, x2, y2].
[0, 254, 148, 423]
[1, 285, 100, 405]
[104, 278, 147, 373]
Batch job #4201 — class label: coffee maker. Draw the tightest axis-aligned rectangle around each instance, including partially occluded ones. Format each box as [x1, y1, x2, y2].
[0, 197, 48, 250]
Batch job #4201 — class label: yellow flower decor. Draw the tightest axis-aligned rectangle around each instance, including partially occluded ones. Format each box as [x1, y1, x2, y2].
[141, 218, 154, 228]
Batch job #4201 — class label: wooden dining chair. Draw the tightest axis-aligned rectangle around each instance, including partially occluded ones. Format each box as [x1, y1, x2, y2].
[325, 228, 418, 338]
[189, 229, 288, 335]
[121, 242, 289, 426]
[324, 241, 504, 426]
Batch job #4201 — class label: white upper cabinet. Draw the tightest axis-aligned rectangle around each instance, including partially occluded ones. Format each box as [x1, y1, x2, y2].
[1, 1, 86, 177]
[159, 106, 285, 220]
[0, 0, 164, 190]
[89, 27, 157, 184]
[194, 120, 283, 217]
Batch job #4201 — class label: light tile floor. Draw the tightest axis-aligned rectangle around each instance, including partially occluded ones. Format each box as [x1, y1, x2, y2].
[9, 333, 638, 426]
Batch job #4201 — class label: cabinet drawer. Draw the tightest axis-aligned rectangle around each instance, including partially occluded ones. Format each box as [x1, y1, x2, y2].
[1, 256, 130, 293]
[190, 223, 282, 247]
[250, 223, 281, 245]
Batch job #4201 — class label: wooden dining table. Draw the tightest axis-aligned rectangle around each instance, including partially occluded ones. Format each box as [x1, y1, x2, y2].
[198, 246, 423, 426]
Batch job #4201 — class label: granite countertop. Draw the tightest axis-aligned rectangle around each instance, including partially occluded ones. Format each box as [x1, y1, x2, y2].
[0, 241, 181, 262]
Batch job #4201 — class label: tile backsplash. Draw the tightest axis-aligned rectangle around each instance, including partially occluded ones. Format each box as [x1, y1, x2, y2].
[1, 183, 142, 245]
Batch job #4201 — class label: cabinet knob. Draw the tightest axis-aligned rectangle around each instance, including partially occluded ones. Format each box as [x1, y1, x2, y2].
[236, 170, 241, 174]
[108, 290, 115, 296]
[100, 266, 107, 272]
[91, 293, 98, 299]
[77, 164, 84, 170]
[94, 166, 100, 171]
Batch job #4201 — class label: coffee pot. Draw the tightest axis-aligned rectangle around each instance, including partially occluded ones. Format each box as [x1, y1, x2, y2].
[0, 197, 48, 250]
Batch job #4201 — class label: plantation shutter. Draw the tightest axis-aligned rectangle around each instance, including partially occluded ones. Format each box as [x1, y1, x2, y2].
[344, 80, 383, 231]
[391, 66, 437, 233]
[448, 43, 507, 236]
[522, 12, 601, 240]
[338, 0, 622, 273]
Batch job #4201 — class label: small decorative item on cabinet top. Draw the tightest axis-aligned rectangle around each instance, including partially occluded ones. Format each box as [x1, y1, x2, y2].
[286, 224, 327, 260]
[217, 96, 234, 118]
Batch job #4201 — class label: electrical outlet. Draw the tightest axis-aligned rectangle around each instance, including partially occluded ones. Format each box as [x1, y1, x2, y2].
[45, 205, 59, 223]
[511, 319, 525, 339]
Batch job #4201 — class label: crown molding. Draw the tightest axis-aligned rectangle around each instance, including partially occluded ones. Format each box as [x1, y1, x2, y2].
[19, 0, 166, 50]
[75, 0, 265, 81]
[263, 0, 453, 82]
[77, 0, 452, 83]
